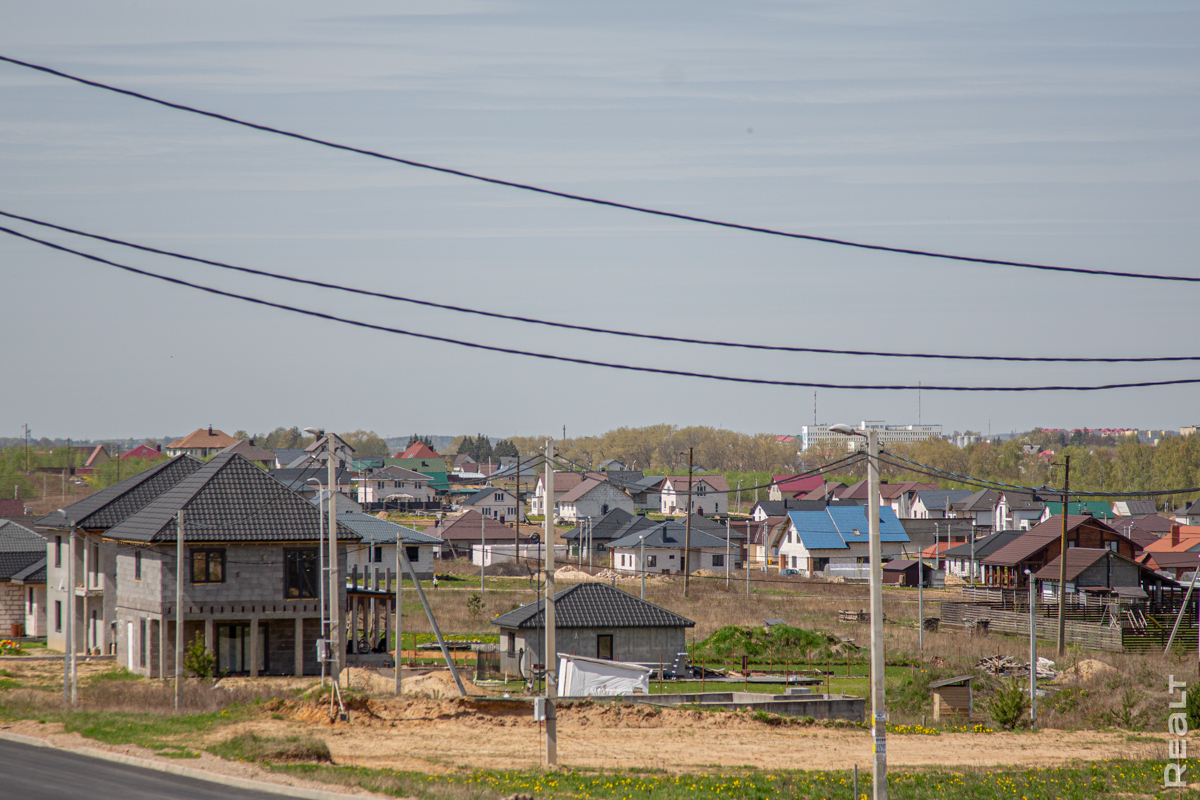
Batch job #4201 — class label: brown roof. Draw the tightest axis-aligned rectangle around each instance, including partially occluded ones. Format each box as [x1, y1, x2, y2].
[558, 478, 609, 504]
[1034, 547, 1147, 583]
[167, 427, 239, 451]
[984, 515, 1120, 567]
[664, 475, 730, 493]
[436, 509, 522, 541]
[218, 439, 276, 464]
[1141, 551, 1200, 571]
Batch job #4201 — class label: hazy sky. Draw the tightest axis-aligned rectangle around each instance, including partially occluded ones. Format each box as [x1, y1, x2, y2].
[3, 1, 1199, 441]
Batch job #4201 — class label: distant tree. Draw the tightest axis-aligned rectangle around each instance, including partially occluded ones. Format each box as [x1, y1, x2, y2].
[406, 434, 435, 449]
[493, 439, 519, 459]
[233, 430, 249, 440]
[86, 456, 162, 490]
[340, 430, 388, 459]
[454, 434, 494, 463]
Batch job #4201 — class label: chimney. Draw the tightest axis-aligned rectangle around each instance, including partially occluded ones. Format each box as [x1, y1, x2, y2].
[1172, 525, 1181, 547]
[155, 443, 161, 452]
[208, 425, 213, 436]
[249, 439, 255, 447]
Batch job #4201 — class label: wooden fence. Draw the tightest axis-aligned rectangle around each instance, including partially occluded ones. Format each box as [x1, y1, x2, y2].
[940, 602, 1124, 652]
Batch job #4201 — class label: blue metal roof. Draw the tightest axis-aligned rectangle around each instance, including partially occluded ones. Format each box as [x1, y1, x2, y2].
[787, 506, 910, 551]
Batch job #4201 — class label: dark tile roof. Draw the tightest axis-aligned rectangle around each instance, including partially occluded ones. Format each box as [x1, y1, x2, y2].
[36, 455, 204, 530]
[914, 489, 973, 511]
[490, 582, 694, 630]
[607, 520, 730, 550]
[269, 466, 354, 490]
[753, 500, 828, 518]
[11, 557, 46, 584]
[336, 512, 442, 545]
[436, 509, 520, 541]
[563, 508, 637, 541]
[104, 453, 360, 544]
[0, 520, 45, 580]
[943, 531, 1024, 559]
[954, 488, 1001, 513]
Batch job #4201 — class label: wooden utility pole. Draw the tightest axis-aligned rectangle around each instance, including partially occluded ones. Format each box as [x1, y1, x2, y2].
[543, 439, 557, 766]
[1056, 455, 1070, 657]
[683, 447, 693, 598]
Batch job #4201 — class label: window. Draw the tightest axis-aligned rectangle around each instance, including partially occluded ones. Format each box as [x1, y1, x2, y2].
[506, 634, 515, 656]
[373, 546, 383, 563]
[646, 555, 657, 568]
[712, 554, 725, 568]
[191, 549, 225, 584]
[406, 546, 420, 563]
[285, 549, 318, 599]
[696, 483, 707, 497]
[54, 601, 62, 632]
[669, 554, 675, 560]
[55, 536, 62, 568]
[138, 618, 147, 668]
[597, 634, 613, 660]
[28, 587, 34, 613]
[134, 550, 142, 581]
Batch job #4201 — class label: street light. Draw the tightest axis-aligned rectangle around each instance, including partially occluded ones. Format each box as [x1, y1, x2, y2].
[830, 423, 887, 800]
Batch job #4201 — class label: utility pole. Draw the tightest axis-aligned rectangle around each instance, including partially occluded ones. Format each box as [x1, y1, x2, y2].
[60, 513, 74, 706]
[175, 509, 184, 711]
[1056, 455, 1070, 657]
[1026, 569, 1037, 727]
[543, 439, 557, 766]
[918, 554, 924, 654]
[683, 447, 693, 599]
[865, 428, 887, 800]
[725, 517, 731, 589]
[326, 436, 342, 680]
[480, 511, 486, 596]
[400, 532, 410, 695]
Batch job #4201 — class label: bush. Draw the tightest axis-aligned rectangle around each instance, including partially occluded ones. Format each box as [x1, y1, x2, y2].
[988, 679, 1031, 731]
[466, 593, 483, 619]
[184, 635, 216, 680]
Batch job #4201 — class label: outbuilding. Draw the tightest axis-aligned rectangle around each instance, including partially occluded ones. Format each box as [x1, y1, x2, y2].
[491, 582, 694, 679]
[928, 674, 974, 721]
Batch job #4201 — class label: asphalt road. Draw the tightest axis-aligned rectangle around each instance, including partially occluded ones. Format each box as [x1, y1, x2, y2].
[0, 738, 306, 800]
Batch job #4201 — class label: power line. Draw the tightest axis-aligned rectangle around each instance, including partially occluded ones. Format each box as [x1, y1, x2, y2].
[8, 224, 1200, 393]
[3, 53, 1199, 286]
[3, 209, 1196, 364]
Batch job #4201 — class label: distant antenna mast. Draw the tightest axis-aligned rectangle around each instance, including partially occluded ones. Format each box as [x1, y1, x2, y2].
[918, 381, 922, 425]
[563, 424, 566, 440]
[813, 390, 817, 428]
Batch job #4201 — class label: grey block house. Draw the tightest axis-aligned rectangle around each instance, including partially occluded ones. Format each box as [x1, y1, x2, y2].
[491, 582, 694, 678]
[103, 452, 357, 678]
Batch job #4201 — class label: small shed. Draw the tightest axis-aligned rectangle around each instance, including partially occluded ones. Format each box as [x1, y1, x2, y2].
[928, 674, 973, 721]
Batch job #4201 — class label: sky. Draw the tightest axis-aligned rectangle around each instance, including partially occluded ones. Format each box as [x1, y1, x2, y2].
[2, 1, 1199, 442]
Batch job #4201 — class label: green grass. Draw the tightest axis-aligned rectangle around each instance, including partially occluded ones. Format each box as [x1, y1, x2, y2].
[209, 732, 331, 764]
[240, 760, 1200, 800]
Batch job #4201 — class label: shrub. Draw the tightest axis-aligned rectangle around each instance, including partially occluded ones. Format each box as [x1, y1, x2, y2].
[988, 679, 1031, 731]
[184, 635, 216, 680]
[466, 593, 483, 619]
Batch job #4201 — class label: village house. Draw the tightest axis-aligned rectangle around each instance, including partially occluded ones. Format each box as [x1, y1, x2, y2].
[164, 426, 240, 458]
[556, 479, 635, 523]
[768, 474, 825, 502]
[751, 499, 827, 522]
[659, 475, 730, 517]
[994, 491, 1045, 531]
[492, 582, 694, 677]
[121, 443, 165, 461]
[354, 466, 435, 506]
[37, 454, 206, 656]
[1040, 501, 1116, 524]
[775, 506, 911, 576]
[941, 531, 1024, 581]
[530, 471, 592, 517]
[216, 439, 277, 469]
[608, 519, 734, 575]
[431, 509, 526, 558]
[951, 488, 1000, 527]
[625, 475, 666, 514]
[460, 485, 520, 521]
[337, 512, 441, 579]
[0, 520, 47, 637]
[103, 452, 356, 678]
[908, 490, 973, 520]
[563, 508, 656, 560]
[1034, 548, 1175, 600]
[981, 515, 1139, 588]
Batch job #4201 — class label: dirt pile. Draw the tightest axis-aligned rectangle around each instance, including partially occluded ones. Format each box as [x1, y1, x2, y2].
[340, 667, 395, 694]
[1066, 659, 1117, 682]
[555, 566, 599, 582]
[403, 669, 485, 697]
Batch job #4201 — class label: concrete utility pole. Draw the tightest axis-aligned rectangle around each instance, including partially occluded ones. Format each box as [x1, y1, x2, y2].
[1056, 455, 1070, 657]
[865, 428, 887, 800]
[918, 554, 924, 654]
[326, 437, 342, 679]
[543, 439, 557, 766]
[480, 511, 486, 596]
[683, 447, 693, 599]
[725, 518, 731, 589]
[1026, 568, 1037, 726]
[59, 512, 74, 706]
[175, 509, 185, 711]
[394, 533, 402, 696]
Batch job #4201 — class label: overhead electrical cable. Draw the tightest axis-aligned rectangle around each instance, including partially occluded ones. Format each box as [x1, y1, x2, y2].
[1, 209, 1196, 364]
[3, 53, 1199, 286]
[8, 224, 1200, 393]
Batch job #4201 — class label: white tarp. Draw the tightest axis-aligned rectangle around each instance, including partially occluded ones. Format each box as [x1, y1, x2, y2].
[556, 653, 651, 697]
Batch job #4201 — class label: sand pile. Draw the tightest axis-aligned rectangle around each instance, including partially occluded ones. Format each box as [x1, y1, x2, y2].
[402, 670, 483, 697]
[340, 667, 396, 694]
[1067, 659, 1117, 682]
[555, 566, 600, 582]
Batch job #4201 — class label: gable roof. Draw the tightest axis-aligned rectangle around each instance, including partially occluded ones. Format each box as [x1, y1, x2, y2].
[490, 581, 694, 630]
[1034, 547, 1160, 584]
[0, 520, 47, 581]
[397, 442, 441, 460]
[436, 509, 520, 541]
[954, 488, 1001, 513]
[608, 519, 731, 550]
[1140, 550, 1200, 571]
[461, 486, 514, 506]
[10, 556, 46, 585]
[914, 489, 973, 511]
[104, 452, 359, 544]
[335, 512, 442, 545]
[1114, 500, 1158, 517]
[1000, 491, 1045, 511]
[274, 449, 310, 468]
[663, 475, 731, 493]
[1044, 501, 1116, 520]
[984, 515, 1123, 567]
[786, 506, 910, 551]
[371, 465, 433, 482]
[771, 475, 826, 496]
[943, 531, 1025, 559]
[564, 510, 658, 543]
[753, 500, 829, 517]
[1140, 526, 1200, 554]
[218, 439, 277, 464]
[269, 466, 355, 491]
[37, 455, 204, 530]
[558, 478, 625, 504]
[121, 444, 165, 461]
[167, 427, 240, 451]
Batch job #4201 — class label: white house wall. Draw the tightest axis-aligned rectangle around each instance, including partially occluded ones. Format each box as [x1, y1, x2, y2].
[558, 484, 635, 522]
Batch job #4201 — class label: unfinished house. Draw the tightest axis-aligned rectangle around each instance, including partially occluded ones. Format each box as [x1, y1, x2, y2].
[37, 455, 206, 656]
[0, 520, 47, 637]
[104, 452, 357, 678]
[491, 582, 694, 678]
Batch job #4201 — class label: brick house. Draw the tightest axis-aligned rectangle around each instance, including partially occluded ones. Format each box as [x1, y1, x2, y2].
[104, 452, 357, 678]
[0, 520, 46, 637]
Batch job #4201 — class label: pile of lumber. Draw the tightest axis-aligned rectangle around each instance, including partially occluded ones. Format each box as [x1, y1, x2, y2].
[975, 654, 1057, 679]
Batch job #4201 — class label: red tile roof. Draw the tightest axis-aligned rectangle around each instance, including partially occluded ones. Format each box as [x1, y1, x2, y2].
[397, 442, 441, 459]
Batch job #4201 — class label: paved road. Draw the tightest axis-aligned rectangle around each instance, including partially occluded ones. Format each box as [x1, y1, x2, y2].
[0, 738, 303, 800]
